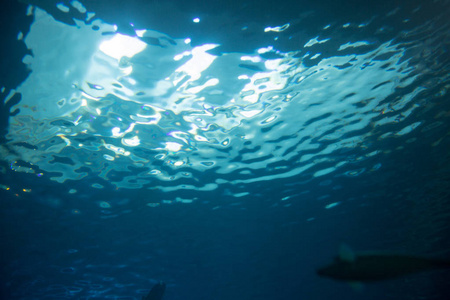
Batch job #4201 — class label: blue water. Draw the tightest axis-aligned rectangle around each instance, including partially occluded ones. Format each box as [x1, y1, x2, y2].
[1, 0, 450, 299]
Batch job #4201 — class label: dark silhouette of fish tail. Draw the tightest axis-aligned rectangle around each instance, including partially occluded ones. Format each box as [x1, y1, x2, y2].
[143, 282, 166, 300]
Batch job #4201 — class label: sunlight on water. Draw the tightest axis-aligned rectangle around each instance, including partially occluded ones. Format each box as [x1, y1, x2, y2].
[4, 3, 450, 194]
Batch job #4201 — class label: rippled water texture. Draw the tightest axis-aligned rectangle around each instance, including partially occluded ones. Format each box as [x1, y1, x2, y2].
[5, 3, 450, 193]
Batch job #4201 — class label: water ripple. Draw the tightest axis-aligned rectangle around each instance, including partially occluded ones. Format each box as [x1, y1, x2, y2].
[5, 3, 450, 196]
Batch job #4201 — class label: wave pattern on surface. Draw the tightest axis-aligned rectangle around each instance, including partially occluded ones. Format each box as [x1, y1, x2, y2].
[5, 5, 450, 194]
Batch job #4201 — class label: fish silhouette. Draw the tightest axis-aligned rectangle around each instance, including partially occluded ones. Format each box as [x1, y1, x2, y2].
[317, 244, 450, 283]
[143, 282, 166, 300]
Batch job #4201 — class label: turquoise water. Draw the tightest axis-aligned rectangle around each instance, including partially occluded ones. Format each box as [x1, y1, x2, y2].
[1, 0, 450, 299]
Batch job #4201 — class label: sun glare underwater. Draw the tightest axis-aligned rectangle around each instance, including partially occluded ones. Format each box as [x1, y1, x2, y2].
[1, 0, 450, 299]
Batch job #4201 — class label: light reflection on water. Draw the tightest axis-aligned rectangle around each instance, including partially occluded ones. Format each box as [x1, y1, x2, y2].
[5, 3, 450, 194]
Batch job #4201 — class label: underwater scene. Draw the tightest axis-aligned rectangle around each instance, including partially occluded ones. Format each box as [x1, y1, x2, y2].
[1, 0, 450, 299]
